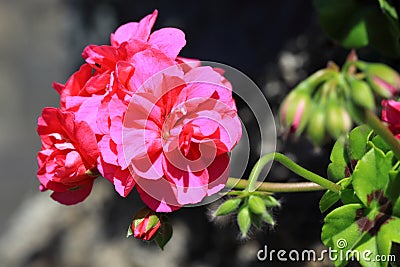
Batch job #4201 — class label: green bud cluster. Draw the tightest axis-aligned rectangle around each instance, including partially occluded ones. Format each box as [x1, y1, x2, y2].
[213, 193, 280, 238]
[279, 52, 400, 146]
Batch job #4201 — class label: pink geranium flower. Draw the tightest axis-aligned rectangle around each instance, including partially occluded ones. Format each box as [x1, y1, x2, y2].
[52, 10, 187, 197]
[382, 99, 400, 139]
[123, 65, 242, 212]
[37, 108, 100, 205]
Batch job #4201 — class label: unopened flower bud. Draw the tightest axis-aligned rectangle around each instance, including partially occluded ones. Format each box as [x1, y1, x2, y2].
[248, 195, 267, 215]
[306, 104, 327, 146]
[128, 207, 161, 241]
[349, 78, 375, 110]
[365, 63, 400, 98]
[326, 102, 352, 139]
[213, 198, 241, 217]
[279, 90, 311, 135]
[263, 195, 281, 208]
[237, 205, 251, 238]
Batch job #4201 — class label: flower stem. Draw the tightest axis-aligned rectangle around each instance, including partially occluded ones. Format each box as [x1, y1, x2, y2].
[226, 178, 324, 193]
[245, 152, 340, 193]
[365, 109, 400, 159]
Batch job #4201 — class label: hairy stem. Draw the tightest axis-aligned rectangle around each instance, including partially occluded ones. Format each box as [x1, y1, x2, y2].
[226, 178, 324, 193]
[245, 152, 340, 193]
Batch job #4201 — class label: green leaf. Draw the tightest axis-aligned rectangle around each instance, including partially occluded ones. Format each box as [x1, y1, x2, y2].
[370, 135, 391, 153]
[328, 137, 349, 182]
[378, 0, 398, 20]
[314, 0, 369, 48]
[248, 195, 267, 215]
[323, 204, 399, 267]
[327, 126, 371, 183]
[314, 0, 400, 57]
[352, 148, 394, 206]
[322, 204, 366, 267]
[385, 171, 400, 216]
[347, 125, 371, 161]
[320, 178, 359, 213]
[340, 188, 361, 206]
[155, 216, 173, 250]
[213, 198, 242, 216]
[126, 225, 133, 238]
[320, 189, 340, 213]
[237, 205, 251, 238]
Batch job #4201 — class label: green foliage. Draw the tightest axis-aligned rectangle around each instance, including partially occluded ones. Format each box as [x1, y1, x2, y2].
[155, 215, 173, 250]
[321, 126, 400, 266]
[314, 0, 400, 57]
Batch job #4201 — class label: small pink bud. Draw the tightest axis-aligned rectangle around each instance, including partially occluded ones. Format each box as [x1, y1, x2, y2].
[365, 63, 400, 98]
[128, 207, 161, 241]
[279, 90, 311, 135]
[372, 76, 398, 98]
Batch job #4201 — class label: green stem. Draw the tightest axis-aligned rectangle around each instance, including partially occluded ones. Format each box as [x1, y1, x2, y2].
[296, 69, 337, 94]
[365, 110, 400, 159]
[226, 178, 325, 193]
[245, 152, 340, 193]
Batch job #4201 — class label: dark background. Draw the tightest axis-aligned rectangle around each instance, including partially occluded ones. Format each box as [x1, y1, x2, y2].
[0, 0, 388, 266]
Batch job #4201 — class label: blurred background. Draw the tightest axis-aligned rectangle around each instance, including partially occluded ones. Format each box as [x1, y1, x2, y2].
[0, 0, 390, 266]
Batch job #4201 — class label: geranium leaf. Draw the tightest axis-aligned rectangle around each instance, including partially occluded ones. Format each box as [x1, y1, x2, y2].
[314, 0, 400, 57]
[322, 204, 366, 267]
[155, 216, 173, 250]
[347, 125, 371, 161]
[322, 204, 399, 267]
[352, 148, 394, 207]
[327, 126, 371, 182]
[320, 190, 340, 213]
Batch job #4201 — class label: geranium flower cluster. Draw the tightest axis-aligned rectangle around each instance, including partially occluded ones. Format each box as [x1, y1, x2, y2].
[37, 10, 242, 212]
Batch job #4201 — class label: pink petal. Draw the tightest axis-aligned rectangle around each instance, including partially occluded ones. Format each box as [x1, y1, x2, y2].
[51, 181, 94, 205]
[136, 177, 181, 212]
[82, 45, 118, 70]
[129, 49, 178, 92]
[206, 153, 230, 196]
[110, 10, 158, 46]
[149, 28, 186, 59]
[97, 159, 135, 197]
[69, 95, 104, 135]
[162, 154, 210, 205]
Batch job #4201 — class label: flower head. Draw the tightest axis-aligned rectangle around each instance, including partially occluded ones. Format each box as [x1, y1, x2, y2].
[123, 65, 242, 212]
[52, 10, 188, 198]
[37, 108, 99, 205]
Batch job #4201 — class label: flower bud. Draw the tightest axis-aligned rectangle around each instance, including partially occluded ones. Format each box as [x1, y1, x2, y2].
[261, 210, 275, 226]
[326, 102, 352, 139]
[279, 90, 311, 135]
[365, 63, 400, 98]
[349, 78, 375, 110]
[248, 195, 267, 215]
[237, 205, 251, 238]
[306, 103, 327, 146]
[263, 195, 281, 208]
[213, 198, 242, 217]
[128, 207, 161, 241]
